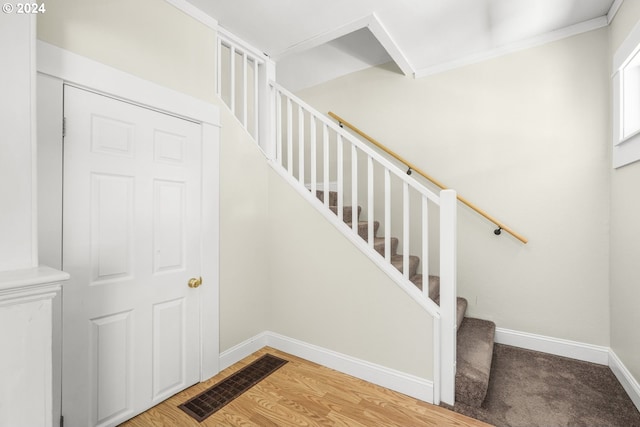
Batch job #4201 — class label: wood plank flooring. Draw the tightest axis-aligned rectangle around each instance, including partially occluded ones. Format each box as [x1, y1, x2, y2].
[120, 347, 492, 427]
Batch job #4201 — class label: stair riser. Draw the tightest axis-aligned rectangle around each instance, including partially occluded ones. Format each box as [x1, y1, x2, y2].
[410, 274, 440, 302]
[373, 238, 399, 257]
[329, 206, 361, 222]
[391, 255, 420, 279]
[455, 318, 496, 408]
[352, 222, 379, 241]
[315, 190, 338, 206]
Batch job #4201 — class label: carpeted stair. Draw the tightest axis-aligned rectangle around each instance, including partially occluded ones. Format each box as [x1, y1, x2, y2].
[317, 190, 497, 408]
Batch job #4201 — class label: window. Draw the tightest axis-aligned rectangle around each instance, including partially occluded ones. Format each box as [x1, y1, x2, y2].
[613, 20, 640, 168]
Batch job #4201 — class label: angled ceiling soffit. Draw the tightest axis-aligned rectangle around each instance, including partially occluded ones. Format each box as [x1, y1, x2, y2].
[271, 13, 415, 77]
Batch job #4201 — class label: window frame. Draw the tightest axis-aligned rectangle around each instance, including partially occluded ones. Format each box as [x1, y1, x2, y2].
[612, 19, 640, 168]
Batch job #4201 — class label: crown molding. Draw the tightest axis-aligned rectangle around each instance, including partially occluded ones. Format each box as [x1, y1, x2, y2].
[415, 16, 608, 79]
[163, 0, 218, 29]
[608, 0, 624, 24]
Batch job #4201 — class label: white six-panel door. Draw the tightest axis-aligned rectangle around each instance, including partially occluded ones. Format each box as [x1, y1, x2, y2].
[62, 85, 203, 427]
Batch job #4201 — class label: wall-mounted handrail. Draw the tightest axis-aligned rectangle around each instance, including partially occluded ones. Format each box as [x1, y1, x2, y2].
[328, 111, 528, 244]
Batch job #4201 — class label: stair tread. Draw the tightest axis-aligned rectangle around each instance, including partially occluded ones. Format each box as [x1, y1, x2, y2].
[390, 254, 420, 278]
[329, 205, 361, 221]
[373, 237, 399, 257]
[345, 220, 379, 238]
[409, 274, 440, 301]
[345, 220, 379, 227]
[313, 176, 489, 410]
[455, 317, 496, 408]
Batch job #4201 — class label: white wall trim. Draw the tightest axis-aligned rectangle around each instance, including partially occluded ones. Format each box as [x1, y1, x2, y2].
[415, 16, 608, 79]
[495, 327, 610, 365]
[608, 0, 624, 24]
[220, 331, 434, 403]
[609, 349, 640, 412]
[163, 0, 218, 29]
[219, 332, 270, 371]
[368, 13, 414, 76]
[221, 329, 640, 411]
[36, 41, 220, 127]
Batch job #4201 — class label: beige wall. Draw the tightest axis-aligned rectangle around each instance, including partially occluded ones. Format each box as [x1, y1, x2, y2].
[37, 0, 640, 388]
[217, 106, 270, 351]
[297, 28, 611, 346]
[38, 0, 216, 102]
[37, 0, 424, 373]
[38, 0, 270, 353]
[267, 168, 434, 378]
[609, 0, 640, 384]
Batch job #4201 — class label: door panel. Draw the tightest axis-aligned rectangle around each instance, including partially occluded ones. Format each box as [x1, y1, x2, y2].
[152, 298, 186, 401]
[90, 311, 133, 425]
[62, 85, 202, 427]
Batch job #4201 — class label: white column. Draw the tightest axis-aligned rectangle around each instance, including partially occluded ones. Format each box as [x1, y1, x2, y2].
[259, 58, 276, 159]
[0, 14, 37, 271]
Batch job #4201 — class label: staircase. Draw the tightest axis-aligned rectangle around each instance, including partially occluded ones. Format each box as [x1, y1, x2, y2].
[318, 189, 496, 409]
[216, 33, 497, 408]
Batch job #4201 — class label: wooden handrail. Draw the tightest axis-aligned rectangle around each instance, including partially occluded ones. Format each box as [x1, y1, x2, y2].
[328, 111, 528, 244]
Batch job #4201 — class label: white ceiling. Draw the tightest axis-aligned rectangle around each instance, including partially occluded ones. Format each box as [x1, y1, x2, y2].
[186, 0, 616, 91]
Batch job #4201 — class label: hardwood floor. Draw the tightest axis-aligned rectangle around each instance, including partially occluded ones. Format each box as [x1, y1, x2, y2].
[121, 347, 491, 427]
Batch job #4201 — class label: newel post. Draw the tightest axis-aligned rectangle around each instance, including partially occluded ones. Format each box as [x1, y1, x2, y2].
[439, 189, 457, 405]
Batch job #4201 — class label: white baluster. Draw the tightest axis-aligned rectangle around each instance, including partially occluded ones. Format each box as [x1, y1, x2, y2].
[253, 58, 259, 141]
[216, 39, 222, 97]
[323, 124, 329, 207]
[242, 52, 248, 128]
[422, 195, 429, 298]
[286, 97, 293, 175]
[298, 105, 304, 184]
[230, 46, 236, 115]
[384, 168, 391, 262]
[337, 134, 344, 222]
[310, 116, 317, 197]
[367, 155, 374, 248]
[276, 91, 282, 166]
[351, 144, 358, 234]
[403, 181, 410, 279]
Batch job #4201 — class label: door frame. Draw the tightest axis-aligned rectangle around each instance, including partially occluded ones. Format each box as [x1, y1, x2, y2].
[37, 41, 221, 422]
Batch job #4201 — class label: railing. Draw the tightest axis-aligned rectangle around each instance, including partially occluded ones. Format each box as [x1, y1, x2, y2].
[328, 112, 528, 244]
[216, 28, 275, 156]
[217, 32, 457, 405]
[270, 82, 458, 404]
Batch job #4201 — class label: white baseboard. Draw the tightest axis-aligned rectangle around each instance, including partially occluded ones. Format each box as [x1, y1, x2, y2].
[609, 349, 640, 412]
[219, 331, 269, 371]
[494, 327, 610, 365]
[219, 331, 434, 403]
[220, 329, 640, 412]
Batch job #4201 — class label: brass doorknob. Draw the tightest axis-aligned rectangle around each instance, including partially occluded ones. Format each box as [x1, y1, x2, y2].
[188, 277, 203, 288]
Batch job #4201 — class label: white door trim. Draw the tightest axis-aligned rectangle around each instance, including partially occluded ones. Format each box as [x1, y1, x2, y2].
[36, 41, 221, 382]
[37, 41, 219, 126]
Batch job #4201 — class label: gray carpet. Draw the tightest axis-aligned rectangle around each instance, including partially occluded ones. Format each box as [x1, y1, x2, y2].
[456, 318, 496, 407]
[446, 344, 640, 427]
